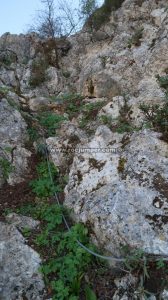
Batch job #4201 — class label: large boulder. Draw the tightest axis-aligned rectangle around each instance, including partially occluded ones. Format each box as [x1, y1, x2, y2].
[29, 96, 51, 111]
[46, 121, 88, 169]
[61, 0, 168, 126]
[64, 127, 168, 257]
[0, 98, 31, 186]
[0, 218, 45, 300]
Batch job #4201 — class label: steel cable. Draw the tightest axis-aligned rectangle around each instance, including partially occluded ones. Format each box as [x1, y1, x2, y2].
[44, 142, 168, 263]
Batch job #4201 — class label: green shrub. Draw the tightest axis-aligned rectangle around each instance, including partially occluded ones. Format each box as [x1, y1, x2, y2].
[156, 74, 168, 90]
[27, 127, 40, 141]
[79, 101, 105, 128]
[121, 246, 149, 279]
[0, 50, 17, 66]
[100, 115, 113, 126]
[87, 0, 124, 30]
[117, 157, 127, 173]
[29, 161, 61, 198]
[140, 102, 168, 140]
[17, 201, 95, 300]
[0, 157, 13, 180]
[29, 58, 49, 87]
[115, 121, 136, 133]
[62, 70, 71, 78]
[128, 27, 144, 48]
[56, 93, 84, 118]
[99, 55, 109, 68]
[0, 86, 11, 97]
[38, 112, 67, 136]
[140, 74, 168, 141]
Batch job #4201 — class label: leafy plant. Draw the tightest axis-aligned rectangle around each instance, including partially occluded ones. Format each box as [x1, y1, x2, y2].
[140, 102, 168, 140]
[117, 157, 127, 173]
[59, 93, 84, 118]
[29, 57, 49, 87]
[116, 122, 135, 133]
[139, 73, 168, 141]
[27, 127, 40, 141]
[38, 112, 66, 136]
[29, 161, 61, 198]
[79, 101, 105, 128]
[21, 227, 31, 238]
[87, 0, 124, 30]
[85, 285, 97, 300]
[0, 157, 13, 180]
[0, 86, 11, 97]
[62, 70, 71, 78]
[122, 246, 149, 279]
[128, 27, 144, 48]
[156, 258, 166, 270]
[135, 275, 155, 299]
[100, 115, 113, 126]
[156, 74, 168, 90]
[18, 200, 95, 300]
[41, 222, 93, 299]
[0, 50, 17, 66]
[99, 55, 108, 68]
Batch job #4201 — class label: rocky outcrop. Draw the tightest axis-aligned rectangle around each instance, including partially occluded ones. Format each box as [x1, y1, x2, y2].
[6, 213, 40, 230]
[0, 216, 45, 300]
[64, 127, 168, 256]
[62, 0, 168, 125]
[0, 0, 168, 291]
[29, 96, 51, 111]
[0, 98, 31, 186]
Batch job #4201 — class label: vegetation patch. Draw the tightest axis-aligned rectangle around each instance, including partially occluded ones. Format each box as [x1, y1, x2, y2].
[29, 161, 61, 198]
[29, 57, 49, 88]
[117, 157, 127, 173]
[100, 98, 140, 133]
[27, 127, 40, 142]
[62, 70, 71, 78]
[0, 49, 17, 66]
[37, 111, 67, 136]
[61, 93, 84, 117]
[128, 27, 144, 48]
[140, 74, 168, 141]
[156, 74, 168, 90]
[87, 0, 125, 30]
[0, 157, 13, 180]
[89, 158, 105, 171]
[16, 200, 100, 300]
[79, 101, 105, 129]
[121, 246, 168, 298]
[0, 86, 11, 98]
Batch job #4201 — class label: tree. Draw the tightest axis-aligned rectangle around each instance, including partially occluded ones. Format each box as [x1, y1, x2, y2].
[80, 0, 98, 22]
[84, 0, 125, 31]
[30, 0, 67, 68]
[33, 0, 82, 38]
[35, 0, 61, 38]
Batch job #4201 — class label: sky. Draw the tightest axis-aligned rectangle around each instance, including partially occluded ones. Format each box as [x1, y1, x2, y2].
[0, 0, 41, 36]
[0, 0, 104, 36]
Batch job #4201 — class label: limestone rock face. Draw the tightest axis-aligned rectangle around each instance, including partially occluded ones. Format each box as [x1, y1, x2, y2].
[0, 33, 33, 63]
[46, 121, 88, 168]
[0, 99, 27, 143]
[29, 96, 51, 111]
[65, 128, 168, 256]
[0, 0, 168, 280]
[6, 213, 40, 230]
[0, 99, 31, 186]
[98, 96, 125, 119]
[62, 0, 168, 125]
[0, 221, 45, 300]
[82, 72, 121, 98]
